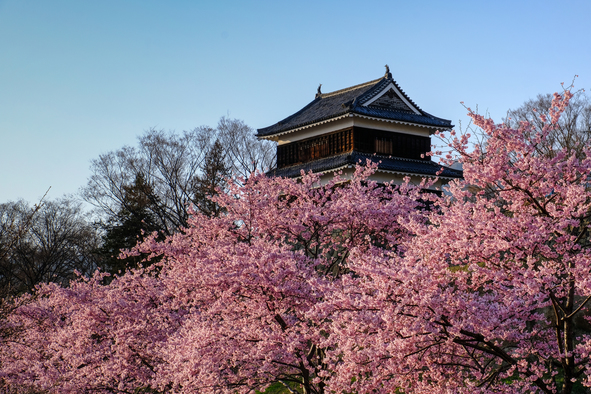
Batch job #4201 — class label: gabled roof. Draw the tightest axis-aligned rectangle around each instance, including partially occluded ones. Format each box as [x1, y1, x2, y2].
[267, 152, 464, 179]
[257, 69, 453, 137]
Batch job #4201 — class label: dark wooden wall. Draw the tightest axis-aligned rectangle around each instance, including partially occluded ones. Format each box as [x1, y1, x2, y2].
[353, 127, 430, 160]
[277, 128, 353, 168]
[276, 127, 431, 168]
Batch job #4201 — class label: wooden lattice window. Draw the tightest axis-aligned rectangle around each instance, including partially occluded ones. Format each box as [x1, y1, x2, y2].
[276, 128, 353, 168]
[354, 127, 430, 160]
[374, 138, 393, 155]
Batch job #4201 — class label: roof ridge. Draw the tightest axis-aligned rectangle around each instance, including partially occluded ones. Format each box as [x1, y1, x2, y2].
[257, 72, 453, 137]
[390, 79, 423, 113]
[356, 78, 423, 113]
[320, 77, 383, 98]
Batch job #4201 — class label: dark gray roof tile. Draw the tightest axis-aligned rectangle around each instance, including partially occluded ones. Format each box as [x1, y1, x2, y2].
[257, 75, 452, 137]
[267, 152, 463, 179]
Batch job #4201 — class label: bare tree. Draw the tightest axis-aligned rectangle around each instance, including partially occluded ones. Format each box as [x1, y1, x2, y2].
[0, 198, 100, 296]
[82, 118, 275, 234]
[217, 116, 275, 179]
[504, 90, 591, 158]
[82, 128, 212, 235]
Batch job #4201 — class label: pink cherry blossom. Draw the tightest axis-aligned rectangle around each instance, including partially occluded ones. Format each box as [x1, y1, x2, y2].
[2, 85, 590, 394]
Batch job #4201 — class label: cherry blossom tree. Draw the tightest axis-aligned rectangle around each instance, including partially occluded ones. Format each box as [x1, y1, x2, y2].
[327, 86, 591, 394]
[0, 166, 423, 393]
[3, 85, 591, 394]
[133, 167, 423, 394]
[0, 271, 176, 393]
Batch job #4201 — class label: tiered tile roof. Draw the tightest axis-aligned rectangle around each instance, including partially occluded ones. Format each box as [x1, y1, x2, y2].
[258, 67, 461, 181]
[267, 152, 463, 179]
[257, 70, 453, 137]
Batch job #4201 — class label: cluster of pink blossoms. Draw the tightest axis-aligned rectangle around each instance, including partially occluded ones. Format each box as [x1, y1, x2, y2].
[2, 87, 591, 394]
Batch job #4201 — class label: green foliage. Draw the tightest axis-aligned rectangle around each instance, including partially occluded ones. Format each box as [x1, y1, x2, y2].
[259, 381, 300, 394]
[96, 140, 232, 276]
[192, 139, 231, 217]
[97, 174, 161, 275]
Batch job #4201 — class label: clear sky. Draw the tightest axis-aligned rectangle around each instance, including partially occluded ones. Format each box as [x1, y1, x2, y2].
[1, 0, 589, 204]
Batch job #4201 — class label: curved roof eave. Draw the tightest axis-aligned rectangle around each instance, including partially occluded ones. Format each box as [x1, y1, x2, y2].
[257, 73, 453, 138]
[258, 112, 450, 140]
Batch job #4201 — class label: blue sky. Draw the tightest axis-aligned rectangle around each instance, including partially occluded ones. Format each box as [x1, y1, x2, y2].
[1, 0, 590, 204]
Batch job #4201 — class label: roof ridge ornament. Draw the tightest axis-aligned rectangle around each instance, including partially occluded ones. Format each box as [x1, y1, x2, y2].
[256, 72, 453, 138]
[384, 64, 392, 79]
